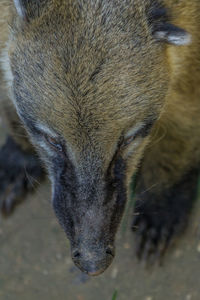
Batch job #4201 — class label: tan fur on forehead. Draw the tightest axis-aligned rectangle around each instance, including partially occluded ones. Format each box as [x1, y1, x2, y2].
[6, 0, 171, 169]
[10, 1, 167, 112]
[0, 0, 200, 199]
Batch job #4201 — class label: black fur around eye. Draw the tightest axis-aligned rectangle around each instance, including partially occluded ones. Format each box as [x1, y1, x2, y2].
[45, 135, 63, 152]
[136, 121, 154, 138]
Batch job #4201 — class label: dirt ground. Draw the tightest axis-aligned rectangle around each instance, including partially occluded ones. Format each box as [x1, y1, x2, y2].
[1, 124, 200, 300]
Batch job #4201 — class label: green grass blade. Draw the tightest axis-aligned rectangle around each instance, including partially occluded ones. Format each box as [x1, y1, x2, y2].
[112, 290, 118, 300]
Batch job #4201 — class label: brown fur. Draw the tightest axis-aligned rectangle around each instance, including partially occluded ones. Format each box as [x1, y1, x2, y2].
[0, 0, 200, 274]
[141, 0, 200, 191]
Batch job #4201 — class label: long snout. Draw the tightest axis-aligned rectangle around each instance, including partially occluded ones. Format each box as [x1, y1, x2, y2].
[71, 243, 115, 276]
[52, 154, 127, 275]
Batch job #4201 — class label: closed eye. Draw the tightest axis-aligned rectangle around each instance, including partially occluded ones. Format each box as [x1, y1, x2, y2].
[20, 116, 65, 154]
[44, 134, 64, 153]
[122, 120, 154, 147]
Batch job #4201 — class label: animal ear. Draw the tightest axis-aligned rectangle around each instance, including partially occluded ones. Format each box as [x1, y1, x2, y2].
[13, 0, 46, 20]
[153, 23, 191, 46]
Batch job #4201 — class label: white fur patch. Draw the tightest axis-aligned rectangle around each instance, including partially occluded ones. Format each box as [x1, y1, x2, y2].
[124, 122, 144, 139]
[13, 0, 24, 18]
[0, 46, 13, 87]
[155, 30, 191, 46]
[123, 123, 146, 158]
[36, 139, 55, 157]
[36, 123, 58, 139]
[167, 32, 191, 46]
[0, 42, 15, 102]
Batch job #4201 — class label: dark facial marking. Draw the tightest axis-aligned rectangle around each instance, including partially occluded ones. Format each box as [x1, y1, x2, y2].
[108, 157, 127, 234]
[137, 120, 155, 138]
[52, 152, 78, 241]
[148, 3, 168, 26]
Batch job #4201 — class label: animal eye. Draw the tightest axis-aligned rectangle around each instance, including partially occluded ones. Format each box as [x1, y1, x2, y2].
[122, 121, 154, 147]
[122, 135, 135, 146]
[45, 135, 63, 152]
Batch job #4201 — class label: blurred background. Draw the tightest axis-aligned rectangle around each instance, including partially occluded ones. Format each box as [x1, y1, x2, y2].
[0, 121, 200, 300]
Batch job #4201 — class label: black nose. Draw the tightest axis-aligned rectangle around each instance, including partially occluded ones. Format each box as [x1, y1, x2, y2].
[72, 246, 115, 276]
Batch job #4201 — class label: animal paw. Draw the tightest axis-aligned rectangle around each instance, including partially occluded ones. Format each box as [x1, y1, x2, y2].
[132, 200, 178, 264]
[0, 137, 45, 216]
[132, 169, 198, 264]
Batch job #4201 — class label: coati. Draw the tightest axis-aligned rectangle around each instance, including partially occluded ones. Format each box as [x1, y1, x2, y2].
[0, 0, 200, 276]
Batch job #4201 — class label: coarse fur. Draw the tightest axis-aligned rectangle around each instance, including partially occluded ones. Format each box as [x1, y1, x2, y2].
[0, 0, 200, 275]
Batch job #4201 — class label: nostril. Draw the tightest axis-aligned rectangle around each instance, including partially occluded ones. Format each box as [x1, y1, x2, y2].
[106, 246, 115, 257]
[71, 246, 115, 275]
[72, 250, 81, 259]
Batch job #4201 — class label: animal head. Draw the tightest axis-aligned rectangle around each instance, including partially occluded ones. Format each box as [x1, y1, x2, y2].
[4, 0, 190, 275]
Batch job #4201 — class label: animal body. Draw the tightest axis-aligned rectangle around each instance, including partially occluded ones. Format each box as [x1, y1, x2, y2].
[0, 0, 200, 276]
